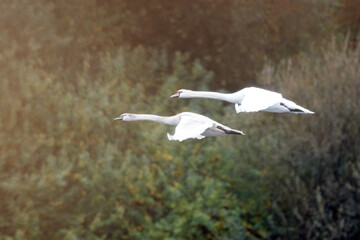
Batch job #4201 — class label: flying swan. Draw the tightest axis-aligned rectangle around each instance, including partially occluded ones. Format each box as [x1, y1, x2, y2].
[171, 87, 314, 114]
[114, 112, 244, 142]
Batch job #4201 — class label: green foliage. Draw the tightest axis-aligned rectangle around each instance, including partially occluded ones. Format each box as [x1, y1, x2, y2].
[0, 47, 251, 240]
[2, 38, 359, 240]
[227, 40, 360, 240]
[255, 40, 360, 240]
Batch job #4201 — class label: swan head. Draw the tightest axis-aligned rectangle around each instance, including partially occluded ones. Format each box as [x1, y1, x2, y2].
[170, 89, 193, 98]
[114, 113, 136, 121]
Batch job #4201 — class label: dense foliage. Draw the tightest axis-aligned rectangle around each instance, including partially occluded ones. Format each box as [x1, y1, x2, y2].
[1, 1, 360, 240]
[0, 0, 335, 89]
[120, 0, 332, 89]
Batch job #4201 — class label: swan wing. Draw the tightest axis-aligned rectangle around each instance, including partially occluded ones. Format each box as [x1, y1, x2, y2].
[167, 115, 212, 142]
[235, 87, 283, 113]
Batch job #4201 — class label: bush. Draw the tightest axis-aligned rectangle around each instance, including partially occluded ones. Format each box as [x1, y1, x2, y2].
[237, 40, 360, 239]
[0, 47, 251, 240]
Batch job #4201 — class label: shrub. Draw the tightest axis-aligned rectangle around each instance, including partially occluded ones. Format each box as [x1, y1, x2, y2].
[0, 47, 250, 240]
[238, 40, 360, 240]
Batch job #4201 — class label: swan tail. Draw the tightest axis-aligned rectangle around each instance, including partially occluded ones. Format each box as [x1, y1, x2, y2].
[295, 104, 315, 114]
[295, 108, 315, 114]
[216, 126, 245, 135]
[227, 129, 245, 135]
[280, 99, 315, 114]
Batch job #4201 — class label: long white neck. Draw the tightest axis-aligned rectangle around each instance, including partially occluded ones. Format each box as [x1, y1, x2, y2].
[182, 91, 237, 103]
[129, 114, 180, 126]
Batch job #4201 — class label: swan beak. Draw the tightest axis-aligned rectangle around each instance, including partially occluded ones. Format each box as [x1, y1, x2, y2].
[170, 92, 180, 98]
[114, 116, 123, 121]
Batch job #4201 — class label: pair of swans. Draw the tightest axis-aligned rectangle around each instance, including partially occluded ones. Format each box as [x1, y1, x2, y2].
[114, 87, 314, 141]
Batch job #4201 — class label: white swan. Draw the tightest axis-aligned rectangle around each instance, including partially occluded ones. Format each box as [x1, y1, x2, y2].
[171, 87, 314, 114]
[114, 112, 244, 142]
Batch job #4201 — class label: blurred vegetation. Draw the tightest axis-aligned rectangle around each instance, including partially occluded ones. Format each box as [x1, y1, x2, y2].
[0, 1, 360, 240]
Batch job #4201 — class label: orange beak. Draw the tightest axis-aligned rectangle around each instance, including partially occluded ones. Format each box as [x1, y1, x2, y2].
[170, 92, 180, 98]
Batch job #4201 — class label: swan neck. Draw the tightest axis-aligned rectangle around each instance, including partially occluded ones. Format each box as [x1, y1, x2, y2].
[131, 114, 179, 126]
[186, 91, 235, 103]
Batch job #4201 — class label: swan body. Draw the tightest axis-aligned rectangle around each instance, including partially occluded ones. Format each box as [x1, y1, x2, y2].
[114, 112, 244, 142]
[171, 87, 314, 114]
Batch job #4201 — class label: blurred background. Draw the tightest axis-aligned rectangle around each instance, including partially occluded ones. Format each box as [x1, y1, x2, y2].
[0, 0, 360, 239]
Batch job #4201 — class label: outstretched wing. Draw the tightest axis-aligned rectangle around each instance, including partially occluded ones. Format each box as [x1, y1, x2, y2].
[235, 87, 282, 113]
[167, 116, 213, 142]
